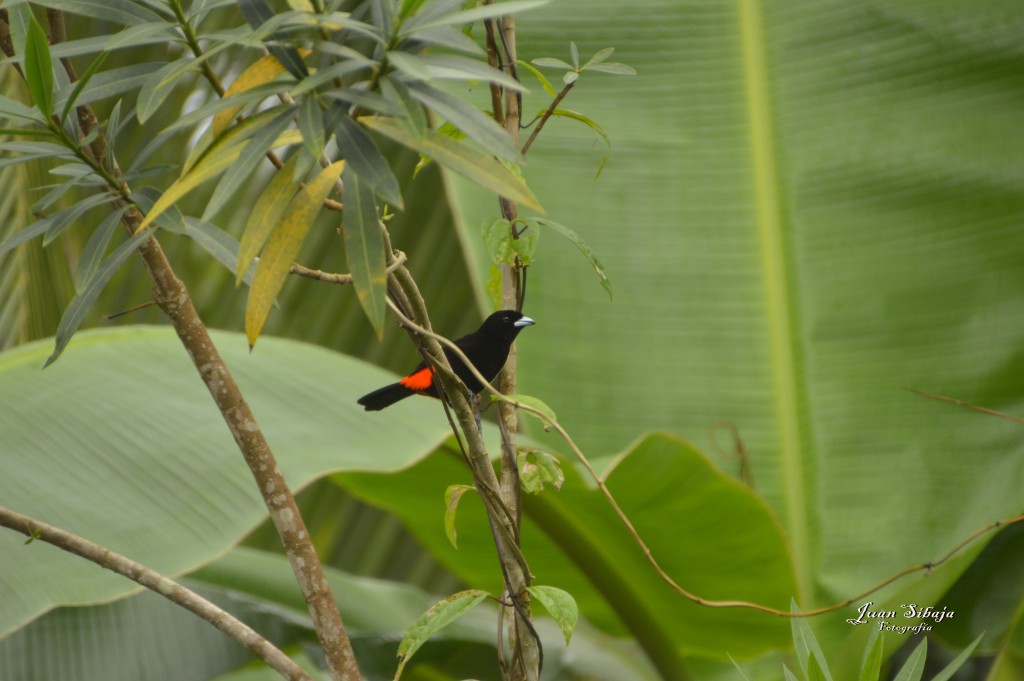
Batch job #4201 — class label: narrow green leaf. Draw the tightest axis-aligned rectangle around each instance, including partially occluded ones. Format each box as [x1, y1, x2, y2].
[30, 0, 163, 25]
[791, 604, 834, 681]
[0, 95, 41, 123]
[163, 82, 284, 136]
[60, 51, 110, 124]
[245, 160, 344, 346]
[6, 3, 33, 60]
[237, 0, 309, 79]
[202, 106, 295, 222]
[415, 53, 527, 92]
[0, 140, 70, 156]
[322, 88, 405, 117]
[335, 115, 403, 208]
[782, 666, 801, 681]
[728, 655, 755, 681]
[891, 639, 927, 681]
[517, 59, 556, 97]
[526, 585, 578, 645]
[563, 70, 579, 85]
[297, 95, 325, 159]
[183, 218, 256, 286]
[548, 108, 611, 179]
[584, 62, 638, 76]
[288, 59, 369, 98]
[0, 127, 53, 138]
[0, 218, 54, 257]
[54, 62, 166, 112]
[236, 149, 313, 285]
[858, 626, 884, 681]
[43, 194, 113, 246]
[401, 25, 483, 55]
[45, 22, 176, 60]
[136, 58, 194, 124]
[363, 116, 542, 212]
[400, 0, 549, 35]
[45, 229, 153, 367]
[0, 96, 39, 124]
[443, 484, 475, 549]
[0, 146, 73, 171]
[297, 13, 385, 44]
[532, 57, 573, 70]
[930, 633, 984, 681]
[582, 47, 614, 69]
[23, 15, 54, 119]
[395, 590, 490, 679]
[386, 50, 433, 82]
[569, 41, 579, 70]
[408, 82, 523, 162]
[379, 77, 426, 135]
[130, 186, 187, 234]
[31, 173, 100, 213]
[75, 207, 128, 294]
[340, 165, 387, 338]
[534, 218, 611, 298]
[399, 0, 429, 20]
[807, 654, 828, 681]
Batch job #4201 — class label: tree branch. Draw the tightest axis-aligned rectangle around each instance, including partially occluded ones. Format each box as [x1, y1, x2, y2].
[0, 506, 313, 681]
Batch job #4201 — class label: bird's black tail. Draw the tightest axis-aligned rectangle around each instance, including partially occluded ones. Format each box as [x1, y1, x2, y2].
[357, 382, 415, 411]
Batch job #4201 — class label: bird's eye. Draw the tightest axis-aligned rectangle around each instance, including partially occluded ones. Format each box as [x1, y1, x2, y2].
[503, 315, 510, 323]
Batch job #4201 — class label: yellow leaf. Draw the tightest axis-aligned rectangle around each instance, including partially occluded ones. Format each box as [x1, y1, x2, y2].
[236, 151, 310, 286]
[135, 112, 299, 233]
[212, 49, 310, 137]
[245, 160, 345, 346]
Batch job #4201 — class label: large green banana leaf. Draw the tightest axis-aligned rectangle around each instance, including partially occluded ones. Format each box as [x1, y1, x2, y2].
[0, 327, 793, 679]
[440, 0, 1024, 676]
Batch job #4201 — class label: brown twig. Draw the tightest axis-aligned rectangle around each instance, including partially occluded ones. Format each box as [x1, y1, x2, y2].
[520, 80, 574, 156]
[479, 6, 539, 678]
[0, 506, 313, 681]
[907, 388, 1024, 424]
[290, 250, 406, 284]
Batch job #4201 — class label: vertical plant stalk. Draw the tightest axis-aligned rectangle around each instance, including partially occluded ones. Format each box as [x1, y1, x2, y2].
[5, 12, 363, 681]
[485, 8, 540, 680]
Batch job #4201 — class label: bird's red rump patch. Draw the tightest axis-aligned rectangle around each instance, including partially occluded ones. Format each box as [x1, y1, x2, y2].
[400, 367, 434, 392]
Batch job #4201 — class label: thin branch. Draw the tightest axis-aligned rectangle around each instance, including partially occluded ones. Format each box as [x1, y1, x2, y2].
[0, 506, 313, 681]
[907, 388, 1024, 424]
[520, 81, 574, 156]
[290, 250, 407, 284]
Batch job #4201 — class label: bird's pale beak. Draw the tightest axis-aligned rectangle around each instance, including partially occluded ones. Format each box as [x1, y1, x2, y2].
[514, 316, 535, 328]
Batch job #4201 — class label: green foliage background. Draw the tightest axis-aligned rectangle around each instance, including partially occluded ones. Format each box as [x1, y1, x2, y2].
[1, 0, 1023, 680]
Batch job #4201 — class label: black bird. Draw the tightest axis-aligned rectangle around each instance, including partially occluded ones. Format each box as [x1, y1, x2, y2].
[357, 310, 535, 411]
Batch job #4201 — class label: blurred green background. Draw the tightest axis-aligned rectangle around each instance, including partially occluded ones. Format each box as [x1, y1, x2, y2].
[1, 1, 1022, 679]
